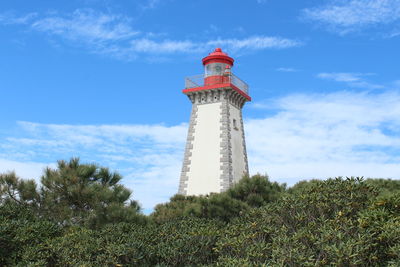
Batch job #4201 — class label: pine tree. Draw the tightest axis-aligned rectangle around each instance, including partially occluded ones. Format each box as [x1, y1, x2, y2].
[0, 158, 146, 227]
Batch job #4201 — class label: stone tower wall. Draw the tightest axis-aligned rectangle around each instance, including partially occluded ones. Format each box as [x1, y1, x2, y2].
[178, 88, 248, 196]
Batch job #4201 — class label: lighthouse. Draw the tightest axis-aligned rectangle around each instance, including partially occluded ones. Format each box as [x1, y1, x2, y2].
[178, 48, 251, 196]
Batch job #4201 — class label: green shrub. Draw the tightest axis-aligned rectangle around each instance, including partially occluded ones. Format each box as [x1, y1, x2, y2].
[0, 203, 61, 266]
[18, 217, 222, 266]
[151, 174, 285, 223]
[215, 177, 400, 266]
[151, 217, 222, 266]
[151, 194, 198, 224]
[365, 178, 400, 197]
[226, 174, 286, 207]
[2, 173, 399, 266]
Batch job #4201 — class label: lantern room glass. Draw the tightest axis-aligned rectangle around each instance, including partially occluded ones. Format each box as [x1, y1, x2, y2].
[205, 63, 229, 77]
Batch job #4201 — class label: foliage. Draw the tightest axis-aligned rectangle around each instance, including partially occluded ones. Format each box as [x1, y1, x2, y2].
[0, 202, 61, 266]
[0, 172, 40, 207]
[150, 194, 198, 224]
[1, 159, 400, 266]
[226, 174, 286, 207]
[286, 178, 321, 194]
[151, 174, 285, 223]
[0, 158, 146, 228]
[215, 177, 400, 266]
[19, 218, 222, 267]
[365, 178, 400, 197]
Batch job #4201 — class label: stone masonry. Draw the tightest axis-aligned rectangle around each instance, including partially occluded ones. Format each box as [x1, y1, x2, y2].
[179, 87, 248, 195]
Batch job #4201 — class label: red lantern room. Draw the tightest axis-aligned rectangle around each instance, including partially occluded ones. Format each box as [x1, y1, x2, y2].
[183, 48, 251, 101]
[203, 48, 234, 86]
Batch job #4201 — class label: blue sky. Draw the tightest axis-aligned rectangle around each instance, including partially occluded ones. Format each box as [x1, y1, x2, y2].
[1, 0, 400, 213]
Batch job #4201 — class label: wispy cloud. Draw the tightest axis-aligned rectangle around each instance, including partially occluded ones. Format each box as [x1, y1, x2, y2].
[0, 122, 187, 210]
[128, 36, 302, 54]
[0, 158, 51, 180]
[1, 91, 400, 209]
[276, 67, 298, 72]
[129, 39, 197, 53]
[317, 72, 384, 89]
[0, 9, 302, 60]
[31, 9, 139, 42]
[208, 36, 302, 50]
[318, 72, 366, 82]
[0, 12, 37, 25]
[141, 0, 162, 10]
[302, 0, 400, 34]
[248, 90, 400, 183]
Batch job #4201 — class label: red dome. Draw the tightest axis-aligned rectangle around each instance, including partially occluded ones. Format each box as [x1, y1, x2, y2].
[202, 48, 234, 66]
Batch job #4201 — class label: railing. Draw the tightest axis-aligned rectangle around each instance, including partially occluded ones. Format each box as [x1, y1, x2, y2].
[185, 75, 204, 89]
[185, 73, 249, 95]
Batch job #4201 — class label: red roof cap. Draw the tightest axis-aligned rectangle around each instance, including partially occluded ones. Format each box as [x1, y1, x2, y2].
[202, 48, 234, 66]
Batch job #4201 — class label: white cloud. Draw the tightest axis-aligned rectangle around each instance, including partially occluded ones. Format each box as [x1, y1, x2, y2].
[0, 122, 187, 211]
[318, 72, 364, 82]
[387, 30, 400, 37]
[208, 36, 302, 50]
[276, 67, 298, 72]
[17, 121, 186, 146]
[128, 36, 301, 54]
[31, 9, 139, 42]
[248, 90, 400, 183]
[303, 0, 400, 34]
[141, 0, 162, 10]
[2, 91, 399, 210]
[317, 72, 384, 89]
[130, 39, 198, 53]
[0, 12, 37, 25]
[0, 158, 50, 180]
[0, 9, 301, 60]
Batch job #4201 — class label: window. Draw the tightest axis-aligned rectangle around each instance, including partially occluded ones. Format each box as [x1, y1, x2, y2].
[205, 63, 228, 77]
[233, 119, 239, 130]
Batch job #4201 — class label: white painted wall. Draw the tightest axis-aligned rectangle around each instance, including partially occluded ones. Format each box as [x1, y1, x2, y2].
[185, 102, 222, 195]
[229, 104, 247, 183]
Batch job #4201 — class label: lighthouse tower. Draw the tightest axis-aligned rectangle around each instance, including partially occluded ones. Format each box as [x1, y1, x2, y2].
[178, 48, 251, 196]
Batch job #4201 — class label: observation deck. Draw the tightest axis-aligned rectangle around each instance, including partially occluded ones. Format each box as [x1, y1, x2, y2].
[183, 73, 251, 101]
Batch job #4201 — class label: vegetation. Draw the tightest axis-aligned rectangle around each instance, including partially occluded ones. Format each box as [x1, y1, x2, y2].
[151, 174, 285, 224]
[0, 158, 146, 228]
[1, 158, 399, 266]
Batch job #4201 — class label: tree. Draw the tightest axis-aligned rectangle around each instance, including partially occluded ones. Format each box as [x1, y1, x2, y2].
[151, 174, 286, 223]
[0, 171, 40, 207]
[226, 174, 286, 207]
[0, 158, 146, 227]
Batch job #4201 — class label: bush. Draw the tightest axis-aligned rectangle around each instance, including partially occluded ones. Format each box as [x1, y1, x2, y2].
[2, 172, 399, 266]
[19, 217, 222, 266]
[151, 194, 198, 224]
[227, 174, 286, 207]
[215, 177, 400, 266]
[0, 203, 61, 266]
[365, 178, 400, 197]
[151, 174, 285, 223]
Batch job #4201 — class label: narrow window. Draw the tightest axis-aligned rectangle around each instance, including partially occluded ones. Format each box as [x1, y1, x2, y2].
[233, 119, 239, 130]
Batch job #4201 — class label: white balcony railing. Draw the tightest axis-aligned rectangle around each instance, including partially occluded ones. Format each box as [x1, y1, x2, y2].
[185, 74, 249, 95]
